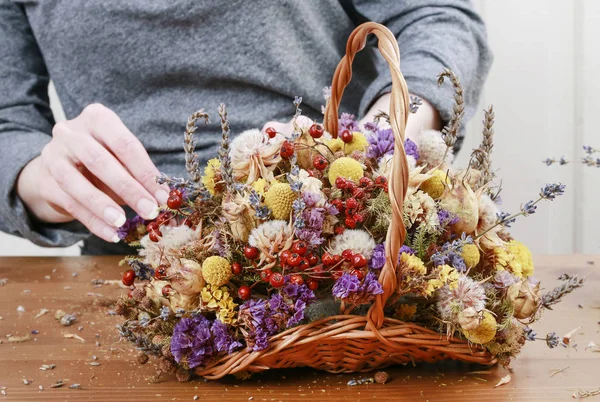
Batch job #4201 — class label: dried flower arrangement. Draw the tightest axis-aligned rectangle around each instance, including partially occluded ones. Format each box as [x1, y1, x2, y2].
[115, 23, 583, 381]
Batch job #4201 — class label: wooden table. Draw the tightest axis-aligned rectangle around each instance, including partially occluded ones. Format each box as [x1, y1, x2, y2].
[0, 256, 598, 401]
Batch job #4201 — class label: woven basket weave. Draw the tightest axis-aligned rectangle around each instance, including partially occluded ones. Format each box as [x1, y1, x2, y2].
[195, 22, 496, 380]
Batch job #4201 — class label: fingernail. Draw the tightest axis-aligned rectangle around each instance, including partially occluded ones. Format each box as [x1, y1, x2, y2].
[138, 198, 159, 220]
[104, 207, 126, 227]
[103, 227, 120, 243]
[155, 189, 169, 205]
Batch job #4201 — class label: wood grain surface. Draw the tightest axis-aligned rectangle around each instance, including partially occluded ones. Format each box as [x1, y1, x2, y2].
[0, 255, 598, 401]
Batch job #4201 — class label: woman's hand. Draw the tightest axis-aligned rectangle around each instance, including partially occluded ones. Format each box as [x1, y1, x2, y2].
[17, 103, 170, 242]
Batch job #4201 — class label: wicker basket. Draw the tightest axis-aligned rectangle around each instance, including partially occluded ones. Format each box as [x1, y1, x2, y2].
[195, 22, 496, 380]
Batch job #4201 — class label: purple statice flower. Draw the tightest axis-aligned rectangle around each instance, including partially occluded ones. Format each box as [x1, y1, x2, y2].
[404, 138, 419, 160]
[430, 237, 470, 272]
[400, 245, 416, 256]
[493, 270, 519, 289]
[296, 191, 336, 247]
[363, 121, 378, 132]
[238, 283, 315, 351]
[116, 215, 146, 240]
[339, 112, 360, 133]
[367, 128, 394, 160]
[438, 209, 459, 227]
[332, 272, 383, 305]
[370, 243, 386, 270]
[170, 315, 241, 369]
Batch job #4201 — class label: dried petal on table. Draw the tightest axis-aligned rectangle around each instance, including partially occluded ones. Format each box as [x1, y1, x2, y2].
[8, 334, 31, 343]
[563, 326, 582, 346]
[63, 333, 86, 343]
[494, 374, 511, 388]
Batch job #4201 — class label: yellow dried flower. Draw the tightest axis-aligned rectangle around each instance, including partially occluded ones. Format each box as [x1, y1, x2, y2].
[343, 132, 369, 154]
[328, 157, 364, 186]
[462, 311, 497, 344]
[506, 240, 534, 278]
[264, 182, 296, 220]
[201, 256, 232, 287]
[420, 169, 448, 199]
[201, 158, 221, 196]
[325, 137, 344, 153]
[200, 284, 238, 324]
[426, 264, 459, 296]
[394, 304, 417, 321]
[461, 243, 481, 269]
[400, 252, 427, 275]
[252, 178, 268, 195]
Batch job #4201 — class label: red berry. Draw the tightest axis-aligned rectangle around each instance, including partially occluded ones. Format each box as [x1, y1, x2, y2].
[265, 126, 277, 139]
[154, 265, 168, 280]
[341, 249, 354, 262]
[345, 216, 357, 228]
[287, 253, 302, 267]
[359, 177, 373, 188]
[331, 268, 344, 280]
[149, 229, 162, 242]
[321, 253, 335, 267]
[331, 199, 344, 211]
[289, 274, 304, 285]
[298, 258, 310, 271]
[307, 253, 319, 266]
[340, 129, 353, 143]
[280, 141, 294, 158]
[157, 211, 173, 225]
[279, 250, 292, 265]
[353, 213, 365, 223]
[306, 279, 319, 291]
[334, 226, 345, 235]
[167, 194, 183, 209]
[313, 155, 328, 171]
[260, 269, 273, 282]
[333, 254, 343, 265]
[345, 182, 357, 192]
[147, 221, 159, 232]
[269, 272, 285, 288]
[238, 285, 251, 300]
[374, 176, 387, 186]
[162, 284, 173, 297]
[122, 269, 136, 286]
[291, 241, 308, 257]
[335, 177, 347, 189]
[244, 245, 260, 260]
[351, 253, 367, 268]
[350, 269, 365, 280]
[345, 198, 358, 210]
[232, 262, 243, 276]
[352, 187, 366, 199]
[309, 123, 324, 139]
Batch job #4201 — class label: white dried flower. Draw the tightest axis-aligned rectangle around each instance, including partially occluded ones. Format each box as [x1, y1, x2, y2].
[328, 229, 376, 259]
[230, 129, 284, 184]
[403, 190, 440, 232]
[248, 220, 294, 263]
[298, 169, 324, 196]
[139, 225, 197, 267]
[437, 275, 486, 325]
[414, 129, 454, 168]
[476, 193, 503, 248]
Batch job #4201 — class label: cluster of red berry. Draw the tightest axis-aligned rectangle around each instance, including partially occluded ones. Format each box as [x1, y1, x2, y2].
[330, 175, 387, 233]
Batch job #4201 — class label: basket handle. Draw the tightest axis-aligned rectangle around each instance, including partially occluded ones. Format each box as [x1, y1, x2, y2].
[323, 22, 410, 330]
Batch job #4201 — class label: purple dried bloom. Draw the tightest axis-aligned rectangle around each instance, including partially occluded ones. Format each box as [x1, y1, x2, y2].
[493, 270, 519, 289]
[400, 245, 416, 256]
[116, 215, 146, 240]
[332, 273, 361, 299]
[370, 243, 386, 269]
[363, 121, 378, 132]
[302, 191, 321, 207]
[438, 209, 459, 227]
[367, 128, 394, 160]
[170, 316, 213, 369]
[332, 272, 382, 304]
[404, 138, 419, 160]
[363, 272, 384, 295]
[211, 320, 242, 354]
[296, 229, 324, 247]
[339, 112, 360, 133]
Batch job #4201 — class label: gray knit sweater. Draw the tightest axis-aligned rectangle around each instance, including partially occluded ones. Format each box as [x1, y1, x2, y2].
[0, 0, 492, 254]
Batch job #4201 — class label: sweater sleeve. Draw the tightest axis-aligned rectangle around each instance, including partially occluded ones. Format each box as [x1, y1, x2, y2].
[0, 1, 88, 247]
[349, 0, 492, 132]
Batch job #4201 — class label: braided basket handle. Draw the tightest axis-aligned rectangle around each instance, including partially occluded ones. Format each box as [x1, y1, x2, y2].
[323, 22, 410, 330]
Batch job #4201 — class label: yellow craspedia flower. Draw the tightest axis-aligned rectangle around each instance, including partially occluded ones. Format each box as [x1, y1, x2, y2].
[462, 311, 497, 344]
[400, 252, 427, 275]
[201, 158, 221, 196]
[491, 246, 524, 278]
[438, 264, 460, 288]
[328, 157, 364, 185]
[264, 182, 296, 220]
[395, 304, 417, 321]
[201, 256, 232, 287]
[420, 169, 448, 199]
[326, 137, 344, 153]
[343, 132, 369, 154]
[507, 240, 534, 278]
[461, 243, 481, 269]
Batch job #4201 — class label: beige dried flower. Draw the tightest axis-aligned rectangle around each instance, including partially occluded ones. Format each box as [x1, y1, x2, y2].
[168, 258, 205, 297]
[221, 192, 256, 242]
[458, 307, 481, 331]
[508, 280, 541, 320]
[230, 129, 284, 184]
[248, 220, 294, 266]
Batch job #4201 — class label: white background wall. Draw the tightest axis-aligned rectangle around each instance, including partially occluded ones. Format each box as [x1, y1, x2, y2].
[0, 0, 598, 256]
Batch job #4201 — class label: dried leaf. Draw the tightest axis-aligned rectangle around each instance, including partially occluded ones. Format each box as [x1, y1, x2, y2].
[34, 308, 50, 319]
[572, 387, 600, 399]
[49, 380, 65, 389]
[8, 335, 31, 343]
[494, 374, 511, 388]
[550, 367, 569, 377]
[63, 333, 85, 343]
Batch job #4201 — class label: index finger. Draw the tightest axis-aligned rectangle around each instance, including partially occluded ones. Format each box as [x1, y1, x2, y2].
[75, 104, 170, 204]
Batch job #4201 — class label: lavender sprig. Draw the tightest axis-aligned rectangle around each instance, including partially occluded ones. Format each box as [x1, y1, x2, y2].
[544, 145, 599, 167]
[476, 183, 566, 240]
[541, 273, 585, 310]
[409, 95, 422, 114]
